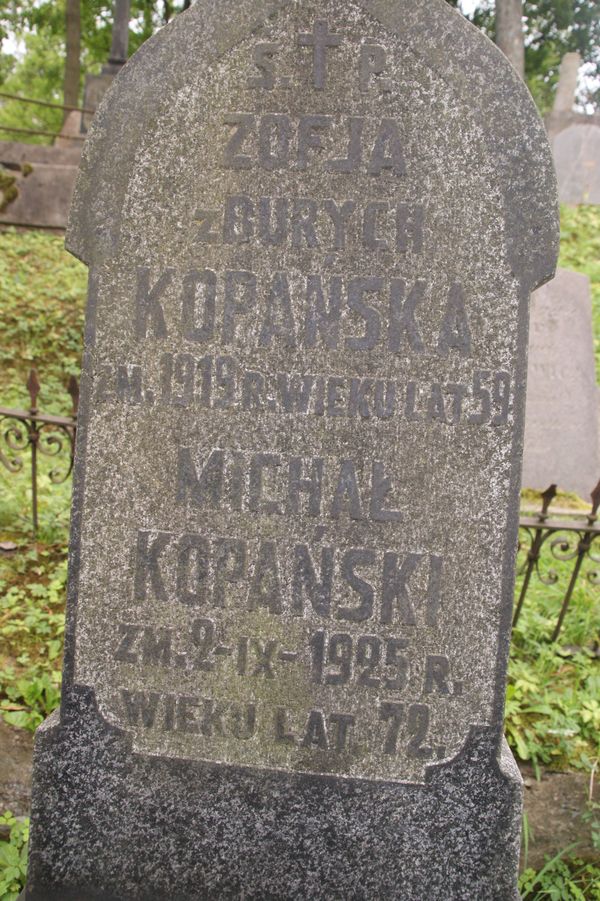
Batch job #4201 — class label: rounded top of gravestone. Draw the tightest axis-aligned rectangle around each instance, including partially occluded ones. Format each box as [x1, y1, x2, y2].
[67, 0, 558, 291]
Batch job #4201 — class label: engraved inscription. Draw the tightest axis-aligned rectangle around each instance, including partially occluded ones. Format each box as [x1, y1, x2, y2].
[222, 115, 406, 175]
[195, 196, 424, 252]
[74, 8, 524, 784]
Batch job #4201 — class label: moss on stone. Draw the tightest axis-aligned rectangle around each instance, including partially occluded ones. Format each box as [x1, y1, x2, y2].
[0, 169, 18, 212]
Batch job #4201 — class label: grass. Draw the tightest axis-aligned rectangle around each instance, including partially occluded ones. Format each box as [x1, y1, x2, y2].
[510, 524, 600, 775]
[520, 851, 600, 901]
[1, 215, 600, 895]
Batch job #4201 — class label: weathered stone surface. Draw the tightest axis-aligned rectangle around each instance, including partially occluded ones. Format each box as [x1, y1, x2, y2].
[0, 162, 78, 229]
[523, 269, 599, 499]
[0, 141, 82, 167]
[24, 1, 559, 898]
[0, 140, 81, 229]
[554, 124, 600, 205]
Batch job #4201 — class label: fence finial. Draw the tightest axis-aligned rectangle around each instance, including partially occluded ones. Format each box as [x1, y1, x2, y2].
[27, 368, 40, 413]
[67, 374, 80, 416]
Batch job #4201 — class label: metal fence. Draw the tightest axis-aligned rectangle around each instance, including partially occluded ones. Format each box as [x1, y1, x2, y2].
[514, 482, 600, 641]
[0, 369, 78, 534]
[1, 371, 598, 641]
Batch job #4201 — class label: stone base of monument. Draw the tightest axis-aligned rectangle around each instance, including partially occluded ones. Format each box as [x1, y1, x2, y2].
[22, 687, 522, 901]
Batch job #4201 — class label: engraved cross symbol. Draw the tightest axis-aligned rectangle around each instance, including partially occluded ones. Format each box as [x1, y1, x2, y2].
[298, 19, 342, 90]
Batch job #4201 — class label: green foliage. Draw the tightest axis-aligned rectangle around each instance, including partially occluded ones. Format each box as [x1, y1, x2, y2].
[0, 464, 73, 544]
[508, 529, 600, 772]
[582, 799, 600, 852]
[444, 0, 600, 113]
[506, 648, 600, 774]
[520, 850, 600, 901]
[0, 5, 67, 143]
[0, 170, 18, 213]
[0, 227, 86, 409]
[0, 230, 78, 731]
[524, 0, 600, 112]
[0, 0, 193, 141]
[0, 549, 66, 730]
[558, 205, 600, 379]
[0, 811, 28, 901]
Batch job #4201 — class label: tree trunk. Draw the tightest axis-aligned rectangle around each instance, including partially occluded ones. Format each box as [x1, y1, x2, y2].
[63, 0, 81, 120]
[495, 0, 525, 79]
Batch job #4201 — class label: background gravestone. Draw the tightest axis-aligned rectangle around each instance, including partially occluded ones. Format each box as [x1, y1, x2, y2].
[0, 141, 81, 229]
[523, 269, 599, 499]
[553, 124, 600, 205]
[23, 1, 558, 899]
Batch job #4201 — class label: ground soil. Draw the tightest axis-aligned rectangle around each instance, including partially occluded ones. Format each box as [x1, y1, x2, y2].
[0, 719, 33, 818]
[520, 763, 599, 870]
[0, 721, 597, 869]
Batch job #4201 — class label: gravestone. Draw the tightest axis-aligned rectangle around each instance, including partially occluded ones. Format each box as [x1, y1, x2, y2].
[0, 142, 81, 229]
[523, 269, 599, 499]
[23, 2, 559, 899]
[554, 124, 600, 205]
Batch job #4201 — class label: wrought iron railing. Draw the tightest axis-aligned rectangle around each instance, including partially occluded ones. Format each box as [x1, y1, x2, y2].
[514, 482, 600, 641]
[0, 369, 78, 535]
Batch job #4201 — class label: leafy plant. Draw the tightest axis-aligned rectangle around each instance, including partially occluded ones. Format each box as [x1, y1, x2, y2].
[507, 528, 600, 772]
[0, 228, 86, 406]
[0, 812, 29, 901]
[0, 550, 67, 731]
[519, 849, 600, 901]
[583, 798, 600, 852]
